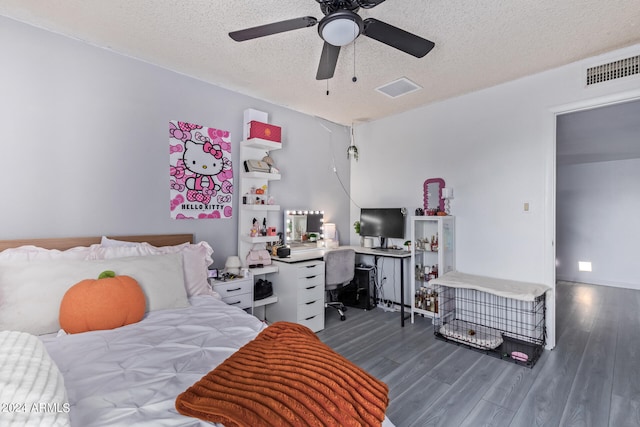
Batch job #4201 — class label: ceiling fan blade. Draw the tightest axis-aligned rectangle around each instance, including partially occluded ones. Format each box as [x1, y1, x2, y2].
[362, 18, 435, 58]
[316, 42, 341, 80]
[356, 0, 387, 8]
[229, 16, 317, 42]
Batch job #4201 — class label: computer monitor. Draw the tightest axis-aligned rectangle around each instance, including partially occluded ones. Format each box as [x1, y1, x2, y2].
[359, 208, 406, 248]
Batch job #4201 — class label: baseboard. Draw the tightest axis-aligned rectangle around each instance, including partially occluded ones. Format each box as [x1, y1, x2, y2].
[556, 276, 640, 291]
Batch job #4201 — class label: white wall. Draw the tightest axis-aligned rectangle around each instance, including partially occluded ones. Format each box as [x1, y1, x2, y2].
[352, 43, 640, 348]
[0, 16, 351, 267]
[557, 158, 640, 289]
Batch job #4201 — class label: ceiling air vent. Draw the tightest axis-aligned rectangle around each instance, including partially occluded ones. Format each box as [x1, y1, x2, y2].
[376, 77, 422, 98]
[586, 55, 640, 86]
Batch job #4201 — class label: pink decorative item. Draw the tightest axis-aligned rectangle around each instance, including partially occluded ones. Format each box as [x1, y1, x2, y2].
[423, 178, 446, 214]
[248, 121, 282, 142]
[511, 351, 529, 362]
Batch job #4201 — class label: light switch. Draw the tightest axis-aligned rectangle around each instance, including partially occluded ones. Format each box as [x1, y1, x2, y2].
[523, 202, 530, 212]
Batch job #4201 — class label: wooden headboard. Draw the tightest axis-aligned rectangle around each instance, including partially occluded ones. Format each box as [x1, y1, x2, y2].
[0, 234, 194, 252]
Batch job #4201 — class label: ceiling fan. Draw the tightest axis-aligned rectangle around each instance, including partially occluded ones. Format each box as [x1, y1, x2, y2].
[229, 0, 435, 80]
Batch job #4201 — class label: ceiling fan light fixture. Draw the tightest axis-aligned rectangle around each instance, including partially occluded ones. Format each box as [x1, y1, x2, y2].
[319, 11, 363, 47]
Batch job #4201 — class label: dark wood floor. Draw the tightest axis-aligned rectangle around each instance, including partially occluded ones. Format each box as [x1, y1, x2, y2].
[316, 281, 640, 427]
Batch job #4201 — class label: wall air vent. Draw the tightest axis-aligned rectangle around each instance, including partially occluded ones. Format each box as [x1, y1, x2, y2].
[586, 55, 640, 86]
[375, 77, 422, 98]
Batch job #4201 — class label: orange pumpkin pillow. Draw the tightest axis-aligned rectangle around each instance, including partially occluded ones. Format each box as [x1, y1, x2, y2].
[59, 270, 146, 334]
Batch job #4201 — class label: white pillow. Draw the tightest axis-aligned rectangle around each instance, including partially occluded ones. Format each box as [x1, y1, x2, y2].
[0, 244, 99, 261]
[100, 236, 140, 247]
[90, 239, 215, 297]
[0, 253, 188, 336]
[152, 242, 214, 297]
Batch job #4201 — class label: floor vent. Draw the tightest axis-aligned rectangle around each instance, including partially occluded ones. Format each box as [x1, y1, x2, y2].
[586, 55, 640, 86]
[375, 77, 422, 98]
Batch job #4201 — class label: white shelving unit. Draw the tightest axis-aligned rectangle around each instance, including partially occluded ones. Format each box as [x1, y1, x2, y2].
[253, 294, 278, 309]
[410, 215, 455, 322]
[237, 136, 282, 314]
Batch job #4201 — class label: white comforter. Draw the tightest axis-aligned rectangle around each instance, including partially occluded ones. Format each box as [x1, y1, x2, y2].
[39, 296, 266, 427]
[0, 331, 70, 427]
[36, 296, 395, 427]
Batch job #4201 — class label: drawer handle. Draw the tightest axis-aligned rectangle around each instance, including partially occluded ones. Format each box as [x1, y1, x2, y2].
[305, 275, 317, 279]
[305, 265, 316, 268]
[305, 315, 317, 320]
[305, 300, 317, 305]
[226, 288, 241, 292]
[305, 286, 316, 290]
[229, 300, 242, 305]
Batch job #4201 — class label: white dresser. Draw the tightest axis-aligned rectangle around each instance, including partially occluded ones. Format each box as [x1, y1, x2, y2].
[267, 259, 325, 332]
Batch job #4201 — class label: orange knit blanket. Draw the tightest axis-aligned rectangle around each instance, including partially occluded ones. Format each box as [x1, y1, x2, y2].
[175, 321, 389, 427]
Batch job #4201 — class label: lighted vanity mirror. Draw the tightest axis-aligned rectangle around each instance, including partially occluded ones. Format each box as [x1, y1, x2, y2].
[284, 210, 324, 250]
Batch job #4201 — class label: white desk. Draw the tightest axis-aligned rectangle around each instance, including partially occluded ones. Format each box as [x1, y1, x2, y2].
[273, 248, 326, 263]
[272, 245, 412, 326]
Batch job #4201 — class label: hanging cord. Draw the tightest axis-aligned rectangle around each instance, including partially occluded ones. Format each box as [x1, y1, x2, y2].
[377, 259, 398, 308]
[372, 264, 385, 305]
[352, 37, 357, 83]
[391, 258, 398, 307]
[316, 119, 361, 209]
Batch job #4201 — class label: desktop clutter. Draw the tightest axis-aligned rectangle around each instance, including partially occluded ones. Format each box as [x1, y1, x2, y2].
[243, 210, 340, 303]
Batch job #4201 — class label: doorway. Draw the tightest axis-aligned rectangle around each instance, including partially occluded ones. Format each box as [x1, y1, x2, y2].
[555, 99, 640, 290]
[545, 90, 640, 349]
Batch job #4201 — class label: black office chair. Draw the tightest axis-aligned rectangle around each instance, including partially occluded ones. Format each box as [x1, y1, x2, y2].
[324, 248, 356, 321]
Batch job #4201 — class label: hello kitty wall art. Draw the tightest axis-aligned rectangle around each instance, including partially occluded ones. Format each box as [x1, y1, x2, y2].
[169, 120, 233, 219]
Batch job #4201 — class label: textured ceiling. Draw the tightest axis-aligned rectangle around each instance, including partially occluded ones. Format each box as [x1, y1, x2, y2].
[1, 0, 640, 125]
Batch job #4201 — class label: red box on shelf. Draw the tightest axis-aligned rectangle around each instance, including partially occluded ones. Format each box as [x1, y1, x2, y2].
[248, 121, 281, 143]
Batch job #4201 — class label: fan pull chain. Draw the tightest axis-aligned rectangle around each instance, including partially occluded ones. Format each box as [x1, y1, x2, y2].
[326, 43, 330, 95]
[352, 39, 358, 82]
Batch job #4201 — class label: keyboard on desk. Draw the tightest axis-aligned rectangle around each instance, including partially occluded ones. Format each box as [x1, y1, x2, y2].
[372, 247, 410, 255]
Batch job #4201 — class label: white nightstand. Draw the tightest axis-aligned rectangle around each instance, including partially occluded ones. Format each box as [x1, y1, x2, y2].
[209, 275, 253, 311]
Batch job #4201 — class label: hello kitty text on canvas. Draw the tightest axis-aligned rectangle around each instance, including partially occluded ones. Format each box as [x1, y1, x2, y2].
[169, 120, 233, 219]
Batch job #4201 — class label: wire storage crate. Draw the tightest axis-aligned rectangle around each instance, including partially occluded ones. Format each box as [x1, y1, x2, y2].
[432, 284, 546, 368]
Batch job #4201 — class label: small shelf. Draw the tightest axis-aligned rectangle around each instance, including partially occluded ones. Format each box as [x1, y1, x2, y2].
[416, 248, 438, 253]
[250, 265, 279, 275]
[237, 114, 283, 317]
[410, 216, 455, 325]
[241, 235, 280, 244]
[241, 138, 282, 151]
[241, 204, 280, 211]
[253, 295, 278, 307]
[242, 171, 281, 180]
[412, 307, 439, 318]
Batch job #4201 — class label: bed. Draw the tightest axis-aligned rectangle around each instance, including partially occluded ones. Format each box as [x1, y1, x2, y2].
[0, 234, 392, 427]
